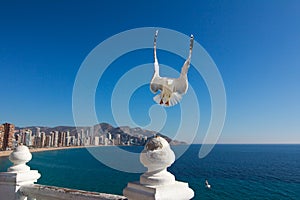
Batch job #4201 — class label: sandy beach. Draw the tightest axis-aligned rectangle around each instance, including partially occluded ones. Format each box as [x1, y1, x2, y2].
[0, 146, 87, 158]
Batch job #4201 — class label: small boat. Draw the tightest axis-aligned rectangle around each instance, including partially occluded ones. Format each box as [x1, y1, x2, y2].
[205, 180, 211, 189]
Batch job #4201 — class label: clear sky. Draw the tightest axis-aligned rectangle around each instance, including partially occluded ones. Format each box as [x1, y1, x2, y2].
[0, 0, 299, 144]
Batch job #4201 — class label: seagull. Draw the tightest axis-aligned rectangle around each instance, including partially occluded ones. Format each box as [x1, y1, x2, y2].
[205, 180, 211, 189]
[150, 30, 194, 107]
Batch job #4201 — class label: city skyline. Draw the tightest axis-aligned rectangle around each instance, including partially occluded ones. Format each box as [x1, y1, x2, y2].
[1, 1, 299, 144]
[0, 122, 183, 151]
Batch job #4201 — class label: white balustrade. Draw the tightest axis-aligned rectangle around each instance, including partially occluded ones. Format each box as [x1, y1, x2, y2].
[0, 139, 194, 200]
[123, 136, 194, 200]
[0, 145, 126, 200]
[0, 145, 41, 200]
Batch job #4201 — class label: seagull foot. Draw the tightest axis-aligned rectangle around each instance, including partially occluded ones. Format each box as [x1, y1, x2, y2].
[159, 99, 163, 105]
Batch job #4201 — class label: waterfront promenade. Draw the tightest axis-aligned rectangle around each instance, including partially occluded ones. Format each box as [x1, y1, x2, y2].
[0, 145, 86, 157]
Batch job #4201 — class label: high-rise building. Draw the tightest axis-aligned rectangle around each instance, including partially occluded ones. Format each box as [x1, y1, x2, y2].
[40, 132, 46, 148]
[50, 131, 56, 147]
[15, 133, 22, 145]
[34, 135, 41, 147]
[86, 129, 89, 137]
[36, 127, 41, 137]
[99, 135, 105, 145]
[53, 131, 59, 147]
[90, 126, 94, 138]
[70, 136, 76, 146]
[114, 134, 121, 145]
[0, 125, 4, 150]
[65, 131, 70, 146]
[45, 135, 52, 147]
[107, 132, 112, 140]
[62, 132, 66, 146]
[80, 129, 85, 140]
[24, 129, 33, 146]
[58, 131, 63, 147]
[0, 123, 15, 150]
[76, 131, 81, 146]
[94, 136, 100, 146]
[84, 137, 91, 146]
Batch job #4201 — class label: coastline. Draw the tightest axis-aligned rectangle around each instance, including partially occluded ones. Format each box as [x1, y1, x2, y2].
[0, 144, 138, 158]
[2, 144, 298, 158]
[0, 146, 87, 158]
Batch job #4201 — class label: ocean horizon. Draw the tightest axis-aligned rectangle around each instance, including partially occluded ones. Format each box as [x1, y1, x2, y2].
[0, 144, 299, 199]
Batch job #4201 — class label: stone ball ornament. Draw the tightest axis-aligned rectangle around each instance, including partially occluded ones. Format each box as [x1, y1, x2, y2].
[140, 136, 175, 172]
[8, 145, 32, 172]
[124, 136, 194, 199]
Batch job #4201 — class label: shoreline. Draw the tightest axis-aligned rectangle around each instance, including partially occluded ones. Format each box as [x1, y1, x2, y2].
[0, 146, 87, 158]
[0, 144, 139, 158]
[2, 143, 298, 158]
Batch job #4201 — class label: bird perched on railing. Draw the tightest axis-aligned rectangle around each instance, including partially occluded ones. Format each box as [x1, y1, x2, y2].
[150, 30, 194, 107]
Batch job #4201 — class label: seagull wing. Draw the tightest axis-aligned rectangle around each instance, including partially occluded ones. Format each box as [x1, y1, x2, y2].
[180, 34, 194, 76]
[150, 30, 163, 94]
[170, 34, 193, 96]
[150, 75, 164, 93]
[173, 77, 188, 95]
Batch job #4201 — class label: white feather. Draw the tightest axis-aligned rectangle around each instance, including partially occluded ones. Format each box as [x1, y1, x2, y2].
[169, 92, 183, 106]
[153, 93, 162, 105]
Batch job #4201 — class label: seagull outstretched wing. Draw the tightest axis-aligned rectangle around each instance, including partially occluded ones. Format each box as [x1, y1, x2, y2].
[150, 30, 161, 93]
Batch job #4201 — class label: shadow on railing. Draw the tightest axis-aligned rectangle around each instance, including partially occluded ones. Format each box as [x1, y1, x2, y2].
[19, 184, 126, 200]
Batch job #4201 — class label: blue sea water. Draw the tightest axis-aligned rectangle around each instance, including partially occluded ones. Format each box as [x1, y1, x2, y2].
[0, 145, 299, 199]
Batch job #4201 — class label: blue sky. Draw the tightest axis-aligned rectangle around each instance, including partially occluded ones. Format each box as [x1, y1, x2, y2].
[0, 0, 299, 143]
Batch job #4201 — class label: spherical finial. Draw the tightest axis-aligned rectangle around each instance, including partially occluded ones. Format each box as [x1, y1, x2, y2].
[140, 136, 176, 186]
[140, 136, 175, 172]
[8, 145, 32, 172]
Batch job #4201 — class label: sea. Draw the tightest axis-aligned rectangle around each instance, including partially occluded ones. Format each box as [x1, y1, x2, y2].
[0, 144, 299, 200]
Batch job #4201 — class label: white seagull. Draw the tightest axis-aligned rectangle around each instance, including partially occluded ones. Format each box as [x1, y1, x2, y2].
[150, 30, 194, 107]
[205, 179, 211, 189]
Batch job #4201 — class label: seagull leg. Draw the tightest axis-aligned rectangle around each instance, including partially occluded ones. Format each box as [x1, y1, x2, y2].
[159, 99, 163, 105]
[166, 101, 170, 106]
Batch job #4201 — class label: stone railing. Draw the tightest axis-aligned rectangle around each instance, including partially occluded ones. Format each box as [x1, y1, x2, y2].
[18, 184, 126, 200]
[0, 137, 194, 200]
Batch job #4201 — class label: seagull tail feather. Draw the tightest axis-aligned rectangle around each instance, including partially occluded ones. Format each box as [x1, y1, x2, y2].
[153, 93, 162, 105]
[169, 93, 183, 106]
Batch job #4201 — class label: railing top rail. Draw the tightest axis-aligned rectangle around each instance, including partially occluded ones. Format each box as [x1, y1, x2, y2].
[19, 184, 127, 200]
